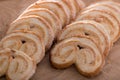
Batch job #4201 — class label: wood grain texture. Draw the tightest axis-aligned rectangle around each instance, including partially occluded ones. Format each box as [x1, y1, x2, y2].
[0, 0, 120, 80]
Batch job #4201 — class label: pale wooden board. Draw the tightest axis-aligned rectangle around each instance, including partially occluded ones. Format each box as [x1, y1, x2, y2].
[0, 0, 120, 80]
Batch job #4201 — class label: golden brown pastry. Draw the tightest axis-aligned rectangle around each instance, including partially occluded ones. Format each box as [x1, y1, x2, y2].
[0, 49, 11, 77]
[57, 20, 111, 57]
[51, 36, 104, 77]
[0, 0, 87, 78]
[27, 0, 69, 26]
[85, 1, 120, 42]
[0, 48, 36, 80]
[55, 0, 85, 21]
[0, 31, 45, 64]
[27, 0, 85, 26]
[50, 1, 120, 77]
[76, 2, 120, 43]
[19, 8, 62, 36]
[6, 49, 36, 80]
[7, 15, 54, 50]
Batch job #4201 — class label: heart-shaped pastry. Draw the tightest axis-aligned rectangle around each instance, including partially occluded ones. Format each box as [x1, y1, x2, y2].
[57, 20, 111, 57]
[51, 36, 104, 77]
[6, 49, 36, 80]
[0, 31, 45, 63]
[7, 15, 54, 50]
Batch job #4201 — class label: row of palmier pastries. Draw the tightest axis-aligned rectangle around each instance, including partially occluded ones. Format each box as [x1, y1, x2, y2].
[0, 0, 85, 80]
[50, 1, 120, 77]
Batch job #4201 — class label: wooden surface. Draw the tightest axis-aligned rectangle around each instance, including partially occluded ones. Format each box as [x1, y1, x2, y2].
[0, 0, 120, 80]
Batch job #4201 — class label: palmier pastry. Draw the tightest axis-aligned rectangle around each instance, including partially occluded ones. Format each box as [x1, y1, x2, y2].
[55, 0, 85, 21]
[76, 4, 120, 43]
[7, 15, 54, 50]
[0, 31, 45, 64]
[27, 0, 85, 26]
[19, 8, 62, 36]
[28, 0, 69, 26]
[57, 20, 110, 56]
[6, 49, 36, 80]
[51, 37, 104, 77]
[50, 1, 120, 77]
[85, 1, 120, 14]
[84, 1, 120, 41]
[0, 49, 11, 77]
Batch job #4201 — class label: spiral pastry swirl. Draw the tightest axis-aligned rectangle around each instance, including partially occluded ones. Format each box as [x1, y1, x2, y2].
[57, 20, 110, 56]
[0, 49, 11, 77]
[51, 36, 104, 77]
[7, 15, 54, 50]
[28, 0, 69, 26]
[19, 8, 62, 36]
[0, 31, 45, 63]
[27, 0, 85, 26]
[50, 1, 120, 77]
[0, 0, 86, 79]
[76, 2, 120, 42]
[6, 49, 36, 80]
